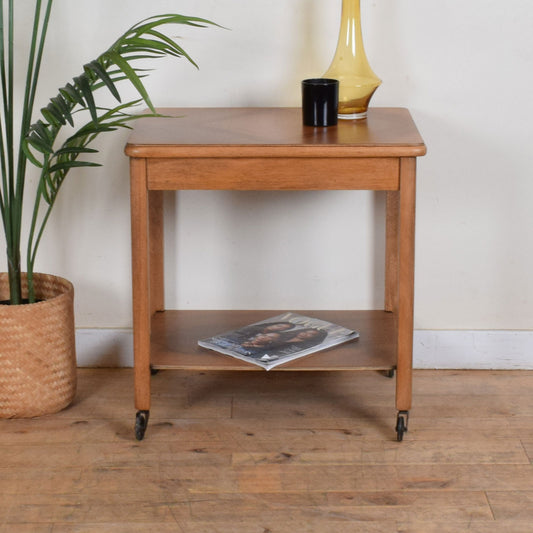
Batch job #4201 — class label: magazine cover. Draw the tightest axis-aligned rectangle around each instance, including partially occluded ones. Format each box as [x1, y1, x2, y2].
[198, 312, 359, 370]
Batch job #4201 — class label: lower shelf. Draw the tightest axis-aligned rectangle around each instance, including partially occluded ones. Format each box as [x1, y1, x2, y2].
[150, 310, 397, 371]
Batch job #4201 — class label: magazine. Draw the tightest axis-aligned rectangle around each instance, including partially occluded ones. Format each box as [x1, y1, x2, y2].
[198, 312, 359, 370]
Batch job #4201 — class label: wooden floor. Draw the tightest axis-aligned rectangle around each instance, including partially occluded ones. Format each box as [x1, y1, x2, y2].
[1, 369, 532, 532]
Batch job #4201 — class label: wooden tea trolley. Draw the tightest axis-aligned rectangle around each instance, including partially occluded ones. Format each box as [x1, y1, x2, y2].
[125, 107, 426, 441]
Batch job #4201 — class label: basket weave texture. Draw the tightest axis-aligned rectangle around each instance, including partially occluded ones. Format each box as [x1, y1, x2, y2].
[0, 273, 77, 418]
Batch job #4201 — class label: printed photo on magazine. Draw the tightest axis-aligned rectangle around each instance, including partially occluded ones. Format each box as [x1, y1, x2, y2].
[198, 312, 359, 370]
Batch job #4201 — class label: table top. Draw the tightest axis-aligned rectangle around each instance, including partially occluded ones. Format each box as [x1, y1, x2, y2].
[125, 107, 426, 159]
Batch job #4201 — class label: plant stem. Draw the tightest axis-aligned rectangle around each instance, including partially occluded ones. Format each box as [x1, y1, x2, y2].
[26, 163, 50, 303]
[17, 0, 52, 209]
[0, 1, 10, 204]
[1, 0, 22, 304]
[7, 246, 21, 304]
[22, 0, 53, 303]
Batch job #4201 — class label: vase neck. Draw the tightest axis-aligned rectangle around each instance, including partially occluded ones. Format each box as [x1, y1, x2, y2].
[340, 0, 362, 26]
[337, 0, 365, 58]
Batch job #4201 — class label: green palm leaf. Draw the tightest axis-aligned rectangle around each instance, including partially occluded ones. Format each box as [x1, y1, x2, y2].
[22, 13, 218, 300]
[84, 60, 120, 101]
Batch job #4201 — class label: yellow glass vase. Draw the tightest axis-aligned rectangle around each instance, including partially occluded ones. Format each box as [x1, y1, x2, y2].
[323, 0, 381, 120]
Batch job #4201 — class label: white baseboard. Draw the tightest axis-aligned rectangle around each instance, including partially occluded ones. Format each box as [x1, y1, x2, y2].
[75, 329, 134, 368]
[414, 330, 533, 369]
[75, 329, 533, 370]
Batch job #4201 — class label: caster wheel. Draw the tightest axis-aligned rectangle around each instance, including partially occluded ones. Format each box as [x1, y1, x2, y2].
[395, 411, 409, 442]
[135, 410, 150, 441]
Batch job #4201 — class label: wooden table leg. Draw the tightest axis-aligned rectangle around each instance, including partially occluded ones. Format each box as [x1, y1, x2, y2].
[385, 190, 400, 313]
[396, 157, 416, 414]
[130, 158, 152, 424]
[149, 191, 165, 315]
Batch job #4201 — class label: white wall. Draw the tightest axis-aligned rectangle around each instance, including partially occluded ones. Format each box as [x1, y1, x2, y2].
[3, 1, 533, 362]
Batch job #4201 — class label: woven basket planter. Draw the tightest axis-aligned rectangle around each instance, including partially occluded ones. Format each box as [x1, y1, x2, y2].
[0, 273, 77, 418]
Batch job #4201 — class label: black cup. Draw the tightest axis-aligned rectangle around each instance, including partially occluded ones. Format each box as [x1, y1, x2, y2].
[301, 78, 339, 127]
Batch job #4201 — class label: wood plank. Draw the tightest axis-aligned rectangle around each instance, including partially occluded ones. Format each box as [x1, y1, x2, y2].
[394, 521, 533, 533]
[0, 525, 53, 533]
[2, 414, 532, 446]
[169, 522, 401, 533]
[230, 438, 529, 466]
[173, 464, 533, 493]
[486, 491, 533, 520]
[410, 393, 533, 418]
[412, 369, 533, 395]
[125, 107, 427, 159]
[147, 157, 399, 191]
[522, 440, 533, 462]
[150, 310, 397, 371]
[1, 437, 525, 471]
[0, 492, 178, 524]
[166, 491, 492, 522]
[51, 525, 181, 533]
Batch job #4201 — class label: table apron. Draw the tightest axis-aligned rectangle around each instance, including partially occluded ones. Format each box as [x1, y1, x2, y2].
[145, 157, 400, 190]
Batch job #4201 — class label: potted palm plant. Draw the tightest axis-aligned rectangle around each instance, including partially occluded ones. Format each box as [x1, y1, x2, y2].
[0, 1, 215, 417]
